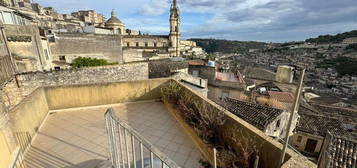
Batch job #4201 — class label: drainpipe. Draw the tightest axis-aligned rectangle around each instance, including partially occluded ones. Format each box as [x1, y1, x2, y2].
[0, 21, 20, 88]
[279, 68, 305, 166]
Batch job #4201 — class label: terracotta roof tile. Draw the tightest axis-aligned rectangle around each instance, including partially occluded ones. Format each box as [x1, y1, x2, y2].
[268, 91, 294, 103]
[222, 97, 284, 130]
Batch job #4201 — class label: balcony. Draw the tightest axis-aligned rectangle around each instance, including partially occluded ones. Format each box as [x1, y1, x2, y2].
[1, 78, 316, 168]
[23, 101, 201, 168]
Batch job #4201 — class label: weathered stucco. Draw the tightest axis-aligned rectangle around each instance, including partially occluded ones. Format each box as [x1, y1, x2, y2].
[45, 78, 168, 110]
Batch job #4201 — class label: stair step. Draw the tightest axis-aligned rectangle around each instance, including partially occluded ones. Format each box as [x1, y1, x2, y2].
[95, 160, 112, 168]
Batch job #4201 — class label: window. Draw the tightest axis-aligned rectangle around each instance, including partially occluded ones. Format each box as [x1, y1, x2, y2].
[192, 70, 199, 77]
[127, 42, 130, 47]
[44, 49, 49, 60]
[276, 120, 281, 128]
[304, 139, 318, 153]
[297, 136, 302, 143]
[59, 56, 66, 62]
[154, 43, 157, 47]
[0, 13, 3, 23]
[136, 42, 139, 47]
[3, 12, 14, 24]
[145, 42, 148, 47]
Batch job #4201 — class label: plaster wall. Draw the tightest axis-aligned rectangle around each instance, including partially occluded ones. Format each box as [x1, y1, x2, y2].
[290, 132, 324, 155]
[0, 131, 12, 168]
[9, 88, 49, 137]
[45, 78, 169, 110]
[276, 66, 294, 83]
[207, 85, 245, 104]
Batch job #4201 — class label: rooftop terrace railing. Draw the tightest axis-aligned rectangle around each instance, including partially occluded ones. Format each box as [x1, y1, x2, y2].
[8, 147, 25, 168]
[105, 108, 181, 168]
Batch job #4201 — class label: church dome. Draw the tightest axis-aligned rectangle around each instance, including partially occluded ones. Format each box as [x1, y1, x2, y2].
[105, 10, 123, 26]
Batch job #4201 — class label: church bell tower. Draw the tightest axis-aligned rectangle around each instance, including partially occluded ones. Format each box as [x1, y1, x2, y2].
[169, 0, 180, 57]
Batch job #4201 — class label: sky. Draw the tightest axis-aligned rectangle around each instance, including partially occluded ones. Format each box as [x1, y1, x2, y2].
[34, 0, 357, 42]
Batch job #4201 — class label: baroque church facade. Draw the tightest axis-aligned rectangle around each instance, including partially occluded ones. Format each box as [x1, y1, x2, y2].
[102, 0, 182, 62]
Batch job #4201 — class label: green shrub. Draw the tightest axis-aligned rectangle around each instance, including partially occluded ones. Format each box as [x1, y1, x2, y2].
[317, 57, 357, 76]
[71, 57, 117, 68]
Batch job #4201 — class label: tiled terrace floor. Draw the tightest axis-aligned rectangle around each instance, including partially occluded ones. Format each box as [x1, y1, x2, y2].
[23, 101, 202, 168]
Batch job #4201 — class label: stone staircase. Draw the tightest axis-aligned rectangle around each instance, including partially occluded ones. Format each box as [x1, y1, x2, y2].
[95, 160, 112, 168]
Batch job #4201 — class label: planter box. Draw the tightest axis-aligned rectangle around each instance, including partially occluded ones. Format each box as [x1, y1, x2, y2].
[163, 99, 223, 167]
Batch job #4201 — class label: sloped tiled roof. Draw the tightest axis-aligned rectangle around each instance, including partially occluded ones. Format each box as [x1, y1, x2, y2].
[296, 105, 357, 138]
[296, 113, 349, 137]
[312, 104, 357, 123]
[222, 97, 284, 130]
[268, 91, 294, 103]
[326, 134, 357, 168]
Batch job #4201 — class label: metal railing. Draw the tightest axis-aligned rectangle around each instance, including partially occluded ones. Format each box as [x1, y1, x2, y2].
[8, 147, 25, 168]
[105, 108, 181, 168]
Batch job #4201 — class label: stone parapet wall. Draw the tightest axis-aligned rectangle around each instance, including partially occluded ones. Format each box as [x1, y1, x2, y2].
[0, 63, 149, 110]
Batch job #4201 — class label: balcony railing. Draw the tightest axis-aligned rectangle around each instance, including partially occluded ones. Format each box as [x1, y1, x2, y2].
[105, 108, 181, 168]
[8, 147, 25, 168]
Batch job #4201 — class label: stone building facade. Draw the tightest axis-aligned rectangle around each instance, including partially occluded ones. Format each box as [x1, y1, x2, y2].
[71, 10, 105, 25]
[49, 33, 123, 66]
[117, 0, 182, 61]
[343, 37, 357, 44]
[0, 23, 15, 85]
[3, 24, 50, 72]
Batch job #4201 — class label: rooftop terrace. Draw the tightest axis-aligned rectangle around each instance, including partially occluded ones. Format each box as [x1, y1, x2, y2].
[23, 101, 201, 168]
[1, 78, 316, 168]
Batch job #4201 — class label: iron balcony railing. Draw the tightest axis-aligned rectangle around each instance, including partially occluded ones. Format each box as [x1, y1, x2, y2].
[105, 108, 181, 168]
[8, 147, 25, 168]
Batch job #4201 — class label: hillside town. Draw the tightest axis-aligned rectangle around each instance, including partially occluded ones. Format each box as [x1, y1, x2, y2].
[0, 1, 356, 168]
[212, 40, 357, 101]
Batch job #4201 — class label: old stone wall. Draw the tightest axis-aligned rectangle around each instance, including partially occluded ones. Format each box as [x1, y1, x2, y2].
[1, 63, 149, 110]
[149, 60, 188, 78]
[49, 33, 123, 64]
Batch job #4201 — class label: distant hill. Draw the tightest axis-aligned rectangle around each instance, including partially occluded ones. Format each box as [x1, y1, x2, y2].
[305, 30, 357, 44]
[188, 39, 267, 54]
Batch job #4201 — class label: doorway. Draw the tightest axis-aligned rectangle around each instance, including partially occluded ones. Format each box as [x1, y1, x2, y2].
[304, 138, 318, 153]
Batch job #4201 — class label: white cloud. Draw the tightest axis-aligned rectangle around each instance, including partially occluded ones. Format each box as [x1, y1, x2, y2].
[140, 0, 170, 16]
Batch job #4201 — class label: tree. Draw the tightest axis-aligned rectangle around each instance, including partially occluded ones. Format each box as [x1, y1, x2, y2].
[71, 57, 116, 68]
